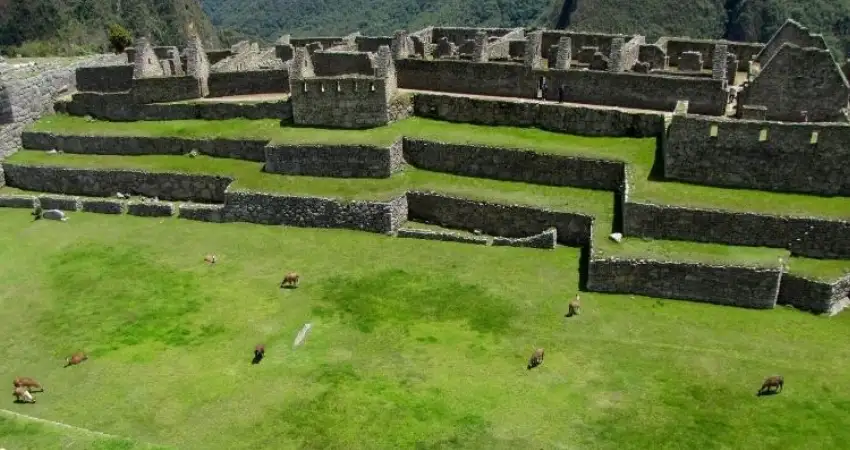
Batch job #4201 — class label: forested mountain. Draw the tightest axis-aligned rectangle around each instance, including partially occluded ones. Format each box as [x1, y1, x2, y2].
[0, 0, 219, 57]
[202, 0, 850, 56]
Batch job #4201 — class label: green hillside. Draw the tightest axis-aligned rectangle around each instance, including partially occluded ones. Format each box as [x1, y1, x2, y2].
[202, 0, 850, 56]
[0, 0, 219, 57]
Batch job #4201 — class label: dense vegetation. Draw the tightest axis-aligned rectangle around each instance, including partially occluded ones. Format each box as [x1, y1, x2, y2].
[0, 0, 219, 57]
[202, 0, 850, 56]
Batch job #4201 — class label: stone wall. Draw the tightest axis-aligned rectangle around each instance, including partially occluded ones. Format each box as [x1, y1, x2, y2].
[623, 201, 850, 259]
[75, 65, 134, 92]
[406, 191, 592, 246]
[312, 51, 375, 76]
[412, 92, 664, 137]
[356, 36, 393, 53]
[755, 19, 828, 67]
[3, 163, 233, 203]
[263, 140, 402, 178]
[2, 164, 233, 203]
[664, 113, 850, 196]
[396, 59, 727, 115]
[396, 227, 489, 245]
[664, 38, 762, 70]
[221, 191, 405, 233]
[62, 92, 292, 121]
[130, 76, 204, 104]
[402, 138, 624, 190]
[492, 227, 557, 249]
[587, 257, 781, 308]
[739, 44, 849, 122]
[289, 76, 391, 128]
[207, 70, 290, 97]
[431, 27, 514, 45]
[541, 31, 626, 60]
[777, 274, 850, 314]
[0, 54, 125, 158]
[22, 132, 269, 162]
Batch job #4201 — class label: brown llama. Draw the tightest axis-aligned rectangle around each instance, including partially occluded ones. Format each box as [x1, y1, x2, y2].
[566, 294, 581, 317]
[527, 348, 545, 370]
[204, 254, 217, 264]
[13, 386, 35, 403]
[280, 272, 300, 288]
[759, 375, 784, 395]
[65, 352, 88, 367]
[13, 377, 43, 392]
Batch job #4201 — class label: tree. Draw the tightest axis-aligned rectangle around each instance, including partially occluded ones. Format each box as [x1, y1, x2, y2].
[107, 23, 132, 53]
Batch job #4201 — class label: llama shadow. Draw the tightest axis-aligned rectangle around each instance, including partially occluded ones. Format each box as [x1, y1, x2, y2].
[12, 399, 35, 404]
[564, 311, 579, 318]
[756, 390, 781, 397]
[280, 284, 298, 290]
[251, 353, 264, 365]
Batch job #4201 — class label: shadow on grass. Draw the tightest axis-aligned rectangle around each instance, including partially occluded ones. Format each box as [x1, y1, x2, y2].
[756, 390, 782, 397]
[312, 269, 517, 335]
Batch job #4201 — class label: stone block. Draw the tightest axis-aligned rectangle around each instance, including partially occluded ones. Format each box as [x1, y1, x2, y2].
[396, 228, 489, 245]
[38, 195, 81, 211]
[178, 203, 224, 222]
[0, 195, 36, 208]
[82, 199, 125, 214]
[128, 201, 174, 217]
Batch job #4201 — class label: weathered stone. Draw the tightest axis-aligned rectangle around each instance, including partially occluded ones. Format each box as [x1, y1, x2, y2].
[128, 201, 174, 217]
[82, 199, 125, 214]
[396, 228, 489, 245]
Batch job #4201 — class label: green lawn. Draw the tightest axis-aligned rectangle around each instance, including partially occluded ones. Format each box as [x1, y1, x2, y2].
[0, 411, 171, 450]
[2, 210, 850, 449]
[26, 115, 850, 220]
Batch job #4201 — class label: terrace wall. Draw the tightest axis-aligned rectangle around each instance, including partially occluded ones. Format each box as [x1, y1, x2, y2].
[207, 70, 290, 97]
[355, 36, 392, 53]
[264, 139, 403, 178]
[541, 31, 626, 59]
[664, 114, 850, 196]
[623, 201, 850, 259]
[587, 258, 781, 309]
[405, 191, 592, 246]
[60, 93, 292, 121]
[402, 139, 624, 190]
[2, 164, 233, 203]
[777, 274, 850, 314]
[412, 93, 665, 137]
[396, 59, 727, 115]
[21, 132, 269, 162]
[221, 191, 407, 233]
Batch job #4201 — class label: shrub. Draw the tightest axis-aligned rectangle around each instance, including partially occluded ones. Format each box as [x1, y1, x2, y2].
[108, 24, 133, 54]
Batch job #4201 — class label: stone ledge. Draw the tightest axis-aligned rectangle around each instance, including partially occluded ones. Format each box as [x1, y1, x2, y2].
[127, 201, 174, 217]
[492, 227, 557, 249]
[38, 194, 81, 211]
[396, 227, 489, 245]
[81, 198, 125, 214]
[178, 203, 225, 222]
[586, 256, 781, 309]
[0, 195, 36, 209]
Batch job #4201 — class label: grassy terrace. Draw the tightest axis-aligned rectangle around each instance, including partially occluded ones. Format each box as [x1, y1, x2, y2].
[28, 115, 850, 220]
[3, 211, 850, 449]
[0, 411, 169, 450]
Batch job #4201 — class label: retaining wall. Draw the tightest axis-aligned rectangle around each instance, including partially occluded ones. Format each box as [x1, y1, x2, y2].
[264, 139, 402, 178]
[22, 132, 269, 162]
[406, 191, 592, 246]
[61, 92, 292, 121]
[402, 138, 624, 190]
[75, 65, 134, 92]
[777, 274, 850, 314]
[130, 76, 204, 104]
[2, 164, 233, 203]
[220, 191, 407, 233]
[587, 257, 781, 308]
[623, 201, 850, 259]
[412, 93, 664, 137]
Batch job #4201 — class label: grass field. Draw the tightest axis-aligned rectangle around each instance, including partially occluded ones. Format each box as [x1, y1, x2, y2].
[2, 210, 850, 449]
[27, 115, 850, 220]
[0, 411, 170, 450]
